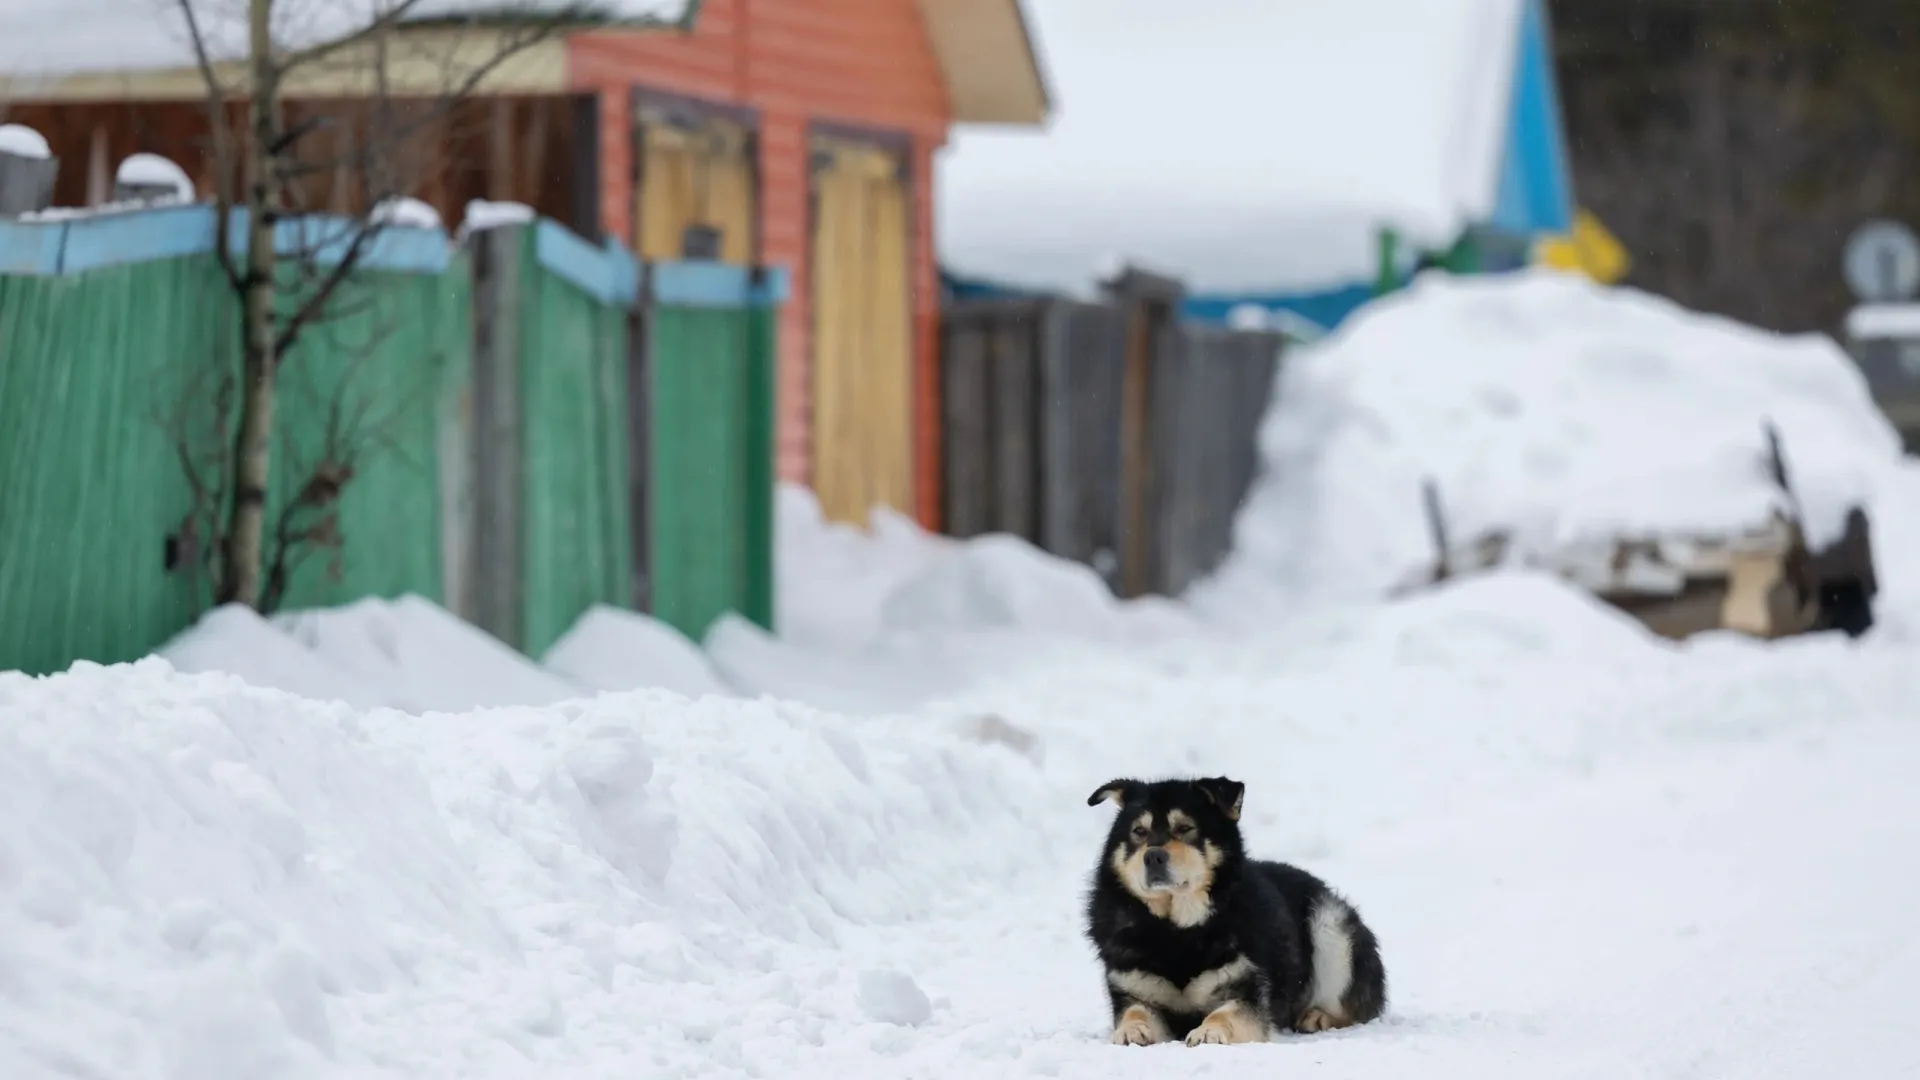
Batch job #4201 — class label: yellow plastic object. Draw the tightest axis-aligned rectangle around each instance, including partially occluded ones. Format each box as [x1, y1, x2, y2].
[1534, 209, 1630, 284]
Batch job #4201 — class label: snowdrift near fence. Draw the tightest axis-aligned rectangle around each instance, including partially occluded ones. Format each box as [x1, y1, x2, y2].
[9, 566, 1920, 1078]
[0, 659, 1044, 1079]
[1199, 271, 1906, 613]
[541, 605, 729, 700]
[273, 595, 582, 712]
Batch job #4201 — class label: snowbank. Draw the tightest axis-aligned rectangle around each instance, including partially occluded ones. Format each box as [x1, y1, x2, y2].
[11, 560, 1920, 1078]
[714, 489, 1206, 714]
[541, 604, 729, 699]
[0, 657, 1042, 1078]
[0, 122, 50, 159]
[939, 0, 1522, 293]
[774, 484, 952, 650]
[459, 199, 537, 238]
[274, 594, 582, 712]
[369, 196, 443, 231]
[115, 152, 193, 201]
[156, 604, 389, 708]
[878, 534, 1121, 640]
[1198, 271, 1905, 610]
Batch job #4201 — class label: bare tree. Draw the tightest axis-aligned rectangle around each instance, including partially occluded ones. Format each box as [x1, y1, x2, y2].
[166, 0, 617, 610]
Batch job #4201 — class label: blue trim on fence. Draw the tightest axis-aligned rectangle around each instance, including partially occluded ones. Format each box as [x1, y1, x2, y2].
[238, 212, 454, 274]
[58, 203, 215, 274]
[533, 219, 640, 306]
[0, 217, 69, 275]
[647, 261, 790, 309]
[0, 203, 456, 277]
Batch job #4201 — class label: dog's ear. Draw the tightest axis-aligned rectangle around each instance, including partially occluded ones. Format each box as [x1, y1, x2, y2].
[1197, 777, 1245, 822]
[1087, 779, 1141, 808]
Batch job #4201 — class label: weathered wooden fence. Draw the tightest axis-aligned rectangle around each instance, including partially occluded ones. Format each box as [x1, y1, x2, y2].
[0, 205, 783, 676]
[939, 290, 1283, 598]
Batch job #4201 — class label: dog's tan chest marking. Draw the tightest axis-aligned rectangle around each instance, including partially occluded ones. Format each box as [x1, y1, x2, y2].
[1108, 955, 1256, 1016]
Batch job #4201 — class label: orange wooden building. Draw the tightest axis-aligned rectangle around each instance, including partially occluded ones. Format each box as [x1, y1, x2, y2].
[2, 0, 1051, 528]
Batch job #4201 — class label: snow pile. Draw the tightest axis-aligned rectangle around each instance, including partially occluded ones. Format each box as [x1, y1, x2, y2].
[274, 594, 582, 711]
[0, 657, 1042, 1079]
[773, 484, 953, 650]
[1199, 271, 1906, 610]
[877, 535, 1122, 640]
[541, 604, 729, 699]
[459, 199, 537, 239]
[157, 604, 389, 708]
[369, 196, 443, 231]
[0, 122, 50, 159]
[10, 561, 1920, 1077]
[115, 153, 194, 202]
[939, 0, 1523, 293]
[712, 487, 1204, 714]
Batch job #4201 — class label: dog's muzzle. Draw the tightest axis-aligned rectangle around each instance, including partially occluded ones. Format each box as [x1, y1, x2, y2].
[1143, 846, 1173, 888]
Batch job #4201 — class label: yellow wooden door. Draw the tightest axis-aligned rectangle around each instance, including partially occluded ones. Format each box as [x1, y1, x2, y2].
[635, 108, 755, 264]
[810, 136, 914, 527]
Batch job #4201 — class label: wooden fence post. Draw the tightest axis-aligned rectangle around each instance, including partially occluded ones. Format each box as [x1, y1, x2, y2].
[467, 224, 526, 648]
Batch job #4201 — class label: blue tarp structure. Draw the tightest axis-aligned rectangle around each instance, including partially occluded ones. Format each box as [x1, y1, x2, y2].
[1176, 0, 1575, 337]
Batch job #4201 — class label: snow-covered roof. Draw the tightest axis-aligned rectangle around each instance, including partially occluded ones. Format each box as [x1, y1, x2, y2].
[0, 0, 690, 80]
[937, 0, 1528, 294]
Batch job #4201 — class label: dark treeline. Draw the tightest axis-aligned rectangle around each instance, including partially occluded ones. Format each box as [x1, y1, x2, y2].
[1551, 0, 1918, 333]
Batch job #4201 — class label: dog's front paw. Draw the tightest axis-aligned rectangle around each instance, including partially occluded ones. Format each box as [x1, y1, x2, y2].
[1295, 1007, 1349, 1034]
[1111, 1004, 1168, 1046]
[1184, 1023, 1229, 1046]
[1184, 1003, 1268, 1046]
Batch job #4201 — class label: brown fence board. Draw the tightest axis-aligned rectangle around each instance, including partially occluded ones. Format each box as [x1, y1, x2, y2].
[938, 294, 1281, 599]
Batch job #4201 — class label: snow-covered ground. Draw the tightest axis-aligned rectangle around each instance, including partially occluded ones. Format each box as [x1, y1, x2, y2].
[5, 271, 1920, 1078]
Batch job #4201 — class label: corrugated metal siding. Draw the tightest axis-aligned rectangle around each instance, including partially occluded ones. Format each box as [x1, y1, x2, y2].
[644, 301, 776, 639]
[0, 259, 220, 674]
[0, 244, 463, 675]
[568, 0, 950, 520]
[270, 267, 472, 612]
[513, 234, 635, 658]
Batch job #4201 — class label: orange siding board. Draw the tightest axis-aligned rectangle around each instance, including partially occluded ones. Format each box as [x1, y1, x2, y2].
[569, 0, 953, 509]
[912, 136, 942, 530]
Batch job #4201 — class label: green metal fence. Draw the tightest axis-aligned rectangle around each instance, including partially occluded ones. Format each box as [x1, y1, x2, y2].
[0, 249, 223, 674]
[462, 225, 785, 654]
[510, 224, 634, 657]
[642, 265, 781, 640]
[2, 205, 787, 677]
[0, 207, 466, 675]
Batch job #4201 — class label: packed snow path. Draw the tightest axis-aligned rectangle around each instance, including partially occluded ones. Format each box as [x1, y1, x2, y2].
[4, 576, 1918, 1078]
[855, 718, 1920, 1079]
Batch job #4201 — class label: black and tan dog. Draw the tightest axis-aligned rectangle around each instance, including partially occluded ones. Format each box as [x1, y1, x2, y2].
[1084, 776, 1387, 1046]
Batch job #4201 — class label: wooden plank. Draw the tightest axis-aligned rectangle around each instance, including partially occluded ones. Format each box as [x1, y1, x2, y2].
[989, 307, 1039, 541]
[940, 308, 992, 538]
[1058, 300, 1128, 590]
[626, 299, 654, 613]
[467, 224, 525, 648]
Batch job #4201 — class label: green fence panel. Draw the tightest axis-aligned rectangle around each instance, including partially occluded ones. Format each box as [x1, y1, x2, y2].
[269, 262, 471, 611]
[0, 209, 466, 676]
[0, 257, 231, 675]
[646, 278, 777, 641]
[515, 234, 633, 657]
